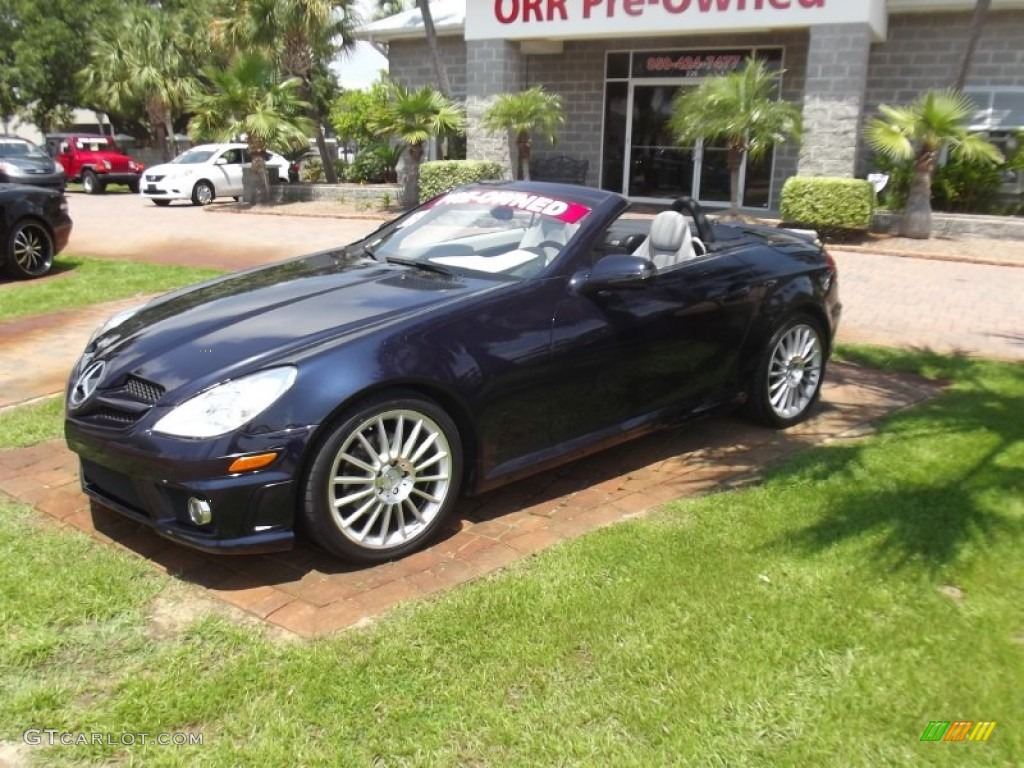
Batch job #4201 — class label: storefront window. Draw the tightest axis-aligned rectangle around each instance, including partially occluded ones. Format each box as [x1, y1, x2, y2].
[601, 48, 783, 207]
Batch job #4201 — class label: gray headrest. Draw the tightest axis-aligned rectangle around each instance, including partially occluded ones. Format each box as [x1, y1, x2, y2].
[649, 211, 687, 252]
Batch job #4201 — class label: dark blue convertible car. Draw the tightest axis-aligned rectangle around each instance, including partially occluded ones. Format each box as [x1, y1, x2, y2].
[65, 182, 840, 563]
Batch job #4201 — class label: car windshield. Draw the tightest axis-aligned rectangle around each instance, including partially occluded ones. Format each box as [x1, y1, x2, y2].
[365, 189, 592, 281]
[172, 149, 217, 164]
[0, 140, 47, 159]
[74, 138, 116, 151]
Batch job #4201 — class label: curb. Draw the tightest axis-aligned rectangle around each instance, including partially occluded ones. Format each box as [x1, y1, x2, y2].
[830, 243, 1024, 269]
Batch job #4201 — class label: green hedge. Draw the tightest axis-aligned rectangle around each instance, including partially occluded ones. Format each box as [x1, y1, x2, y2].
[419, 160, 506, 201]
[780, 176, 875, 235]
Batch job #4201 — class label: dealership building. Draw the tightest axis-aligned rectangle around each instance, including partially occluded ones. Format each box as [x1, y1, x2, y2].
[362, 0, 1024, 210]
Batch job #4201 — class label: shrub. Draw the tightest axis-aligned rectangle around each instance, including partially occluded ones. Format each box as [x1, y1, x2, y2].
[419, 160, 506, 201]
[298, 157, 348, 184]
[347, 149, 388, 184]
[871, 152, 1006, 214]
[780, 176, 875, 237]
[932, 158, 1004, 213]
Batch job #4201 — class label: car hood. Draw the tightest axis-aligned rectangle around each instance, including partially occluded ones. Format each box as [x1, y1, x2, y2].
[144, 161, 196, 177]
[86, 250, 505, 398]
[1, 155, 58, 173]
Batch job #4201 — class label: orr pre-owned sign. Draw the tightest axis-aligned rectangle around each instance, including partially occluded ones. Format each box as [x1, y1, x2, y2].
[465, 0, 888, 41]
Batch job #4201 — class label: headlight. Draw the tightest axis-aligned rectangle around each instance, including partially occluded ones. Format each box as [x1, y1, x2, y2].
[102, 160, 112, 170]
[54, 160, 65, 173]
[153, 367, 297, 438]
[87, 304, 145, 348]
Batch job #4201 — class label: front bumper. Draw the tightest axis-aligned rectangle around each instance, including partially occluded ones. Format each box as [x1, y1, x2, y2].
[94, 171, 141, 185]
[65, 420, 315, 555]
[140, 177, 194, 201]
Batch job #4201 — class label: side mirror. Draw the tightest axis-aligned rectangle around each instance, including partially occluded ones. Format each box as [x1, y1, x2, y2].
[571, 254, 655, 293]
[214, 157, 228, 166]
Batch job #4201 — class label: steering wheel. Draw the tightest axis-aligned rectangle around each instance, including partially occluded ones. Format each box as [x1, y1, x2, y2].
[523, 240, 564, 261]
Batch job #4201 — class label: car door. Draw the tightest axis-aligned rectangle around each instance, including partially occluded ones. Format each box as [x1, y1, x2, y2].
[544, 245, 759, 449]
[213, 147, 245, 195]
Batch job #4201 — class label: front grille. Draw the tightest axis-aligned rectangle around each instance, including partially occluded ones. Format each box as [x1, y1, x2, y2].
[91, 408, 142, 425]
[108, 157, 132, 172]
[123, 375, 164, 404]
[70, 374, 164, 429]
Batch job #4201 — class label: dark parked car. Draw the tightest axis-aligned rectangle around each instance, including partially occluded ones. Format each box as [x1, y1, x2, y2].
[64, 182, 840, 564]
[0, 136, 66, 190]
[1, 183, 73, 279]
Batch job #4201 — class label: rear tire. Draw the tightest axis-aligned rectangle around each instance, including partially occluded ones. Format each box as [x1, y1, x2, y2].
[5, 220, 54, 279]
[746, 314, 826, 429]
[302, 391, 463, 564]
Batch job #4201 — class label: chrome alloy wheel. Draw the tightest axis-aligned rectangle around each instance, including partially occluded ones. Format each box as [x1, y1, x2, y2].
[328, 409, 453, 550]
[12, 224, 53, 276]
[766, 322, 823, 420]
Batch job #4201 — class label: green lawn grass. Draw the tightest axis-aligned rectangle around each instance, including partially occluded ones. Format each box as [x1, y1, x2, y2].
[0, 347, 1021, 766]
[0, 256, 222, 321]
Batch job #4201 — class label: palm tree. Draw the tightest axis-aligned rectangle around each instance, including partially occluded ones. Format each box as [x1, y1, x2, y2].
[417, 0, 452, 97]
[480, 86, 565, 181]
[188, 53, 313, 203]
[371, 83, 465, 208]
[217, 0, 360, 184]
[79, 7, 200, 160]
[668, 58, 801, 216]
[864, 89, 1003, 239]
[954, 0, 991, 91]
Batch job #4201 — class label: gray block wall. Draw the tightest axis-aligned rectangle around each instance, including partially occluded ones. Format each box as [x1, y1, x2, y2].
[466, 40, 524, 175]
[798, 23, 872, 178]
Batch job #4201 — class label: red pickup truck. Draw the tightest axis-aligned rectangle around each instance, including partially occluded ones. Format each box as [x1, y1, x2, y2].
[44, 134, 144, 194]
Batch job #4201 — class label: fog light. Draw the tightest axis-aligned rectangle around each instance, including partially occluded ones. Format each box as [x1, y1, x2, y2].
[187, 497, 212, 526]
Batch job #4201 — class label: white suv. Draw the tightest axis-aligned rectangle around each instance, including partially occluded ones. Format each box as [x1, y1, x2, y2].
[140, 143, 290, 206]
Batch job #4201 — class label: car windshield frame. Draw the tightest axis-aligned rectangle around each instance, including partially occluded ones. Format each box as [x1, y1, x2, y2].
[361, 188, 593, 282]
[74, 138, 117, 152]
[171, 149, 218, 165]
[0, 140, 48, 160]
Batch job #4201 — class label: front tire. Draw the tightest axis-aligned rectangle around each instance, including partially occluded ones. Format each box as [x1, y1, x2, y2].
[128, 180, 140, 194]
[82, 170, 104, 194]
[302, 392, 463, 564]
[152, 199, 171, 207]
[747, 314, 826, 429]
[191, 180, 215, 206]
[6, 220, 54, 278]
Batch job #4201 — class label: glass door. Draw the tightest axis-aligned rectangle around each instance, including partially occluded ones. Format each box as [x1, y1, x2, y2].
[626, 84, 694, 199]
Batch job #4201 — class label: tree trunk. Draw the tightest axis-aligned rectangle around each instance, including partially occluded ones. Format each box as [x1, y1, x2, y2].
[402, 143, 422, 209]
[954, 0, 991, 91]
[901, 155, 935, 239]
[418, 0, 452, 97]
[146, 97, 170, 162]
[162, 111, 176, 159]
[518, 133, 531, 181]
[247, 138, 271, 205]
[727, 145, 744, 216]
